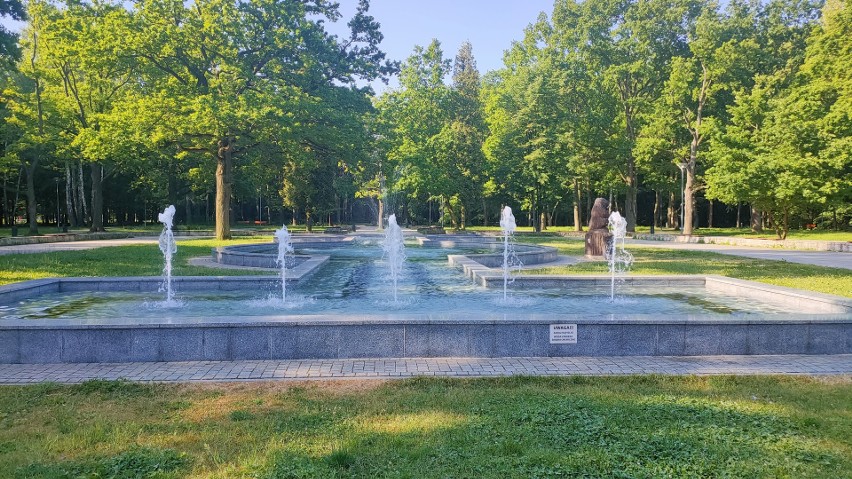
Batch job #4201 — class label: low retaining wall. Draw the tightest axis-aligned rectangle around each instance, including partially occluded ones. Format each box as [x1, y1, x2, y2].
[422, 236, 559, 268]
[0, 274, 849, 363]
[417, 234, 496, 248]
[212, 240, 348, 269]
[632, 233, 852, 252]
[464, 245, 559, 268]
[1, 315, 849, 364]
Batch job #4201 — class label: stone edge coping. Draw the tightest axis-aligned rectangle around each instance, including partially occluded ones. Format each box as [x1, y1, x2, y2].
[2, 312, 852, 330]
[211, 237, 355, 261]
[446, 254, 852, 315]
[703, 275, 852, 310]
[1, 273, 850, 329]
[418, 234, 497, 247]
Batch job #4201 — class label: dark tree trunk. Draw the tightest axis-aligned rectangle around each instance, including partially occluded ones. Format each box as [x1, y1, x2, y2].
[89, 163, 105, 232]
[185, 194, 192, 225]
[667, 191, 678, 229]
[750, 206, 762, 233]
[708, 199, 714, 228]
[736, 202, 741, 228]
[573, 178, 582, 232]
[11, 168, 22, 231]
[625, 162, 637, 232]
[683, 159, 696, 234]
[65, 161, 77, 227]
[1, 171, 7, 226]
[532, 190, 542, 233]
[650, 190, 660, 235]
[445, 201, 459, 229]
[216, 138, 233, 240]
[77, 161, 87, 225]
[25, 165, 38, 235]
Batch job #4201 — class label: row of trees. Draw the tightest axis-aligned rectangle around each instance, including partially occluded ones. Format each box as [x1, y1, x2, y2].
[1, 0, 394, 239]
[376, 0, 850, 238]
[1, 0, 849, 239]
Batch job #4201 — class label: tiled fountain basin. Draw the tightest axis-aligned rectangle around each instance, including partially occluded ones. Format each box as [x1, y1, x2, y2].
[0, 275, 849, 364]
[213, 239, 343, 268]
[418, 235, 558, 267]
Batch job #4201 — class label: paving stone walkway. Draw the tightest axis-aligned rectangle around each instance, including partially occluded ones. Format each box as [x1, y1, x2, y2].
[627, 239, 852, 270]
[1, 355, 849, 384]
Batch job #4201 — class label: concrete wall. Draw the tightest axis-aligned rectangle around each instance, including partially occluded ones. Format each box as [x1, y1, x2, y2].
[1, 275, 849, 363]
[1, 319, 849, 363]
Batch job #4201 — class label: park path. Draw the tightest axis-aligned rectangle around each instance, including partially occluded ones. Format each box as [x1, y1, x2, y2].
[0, 236, 200, 256]
[1, 355, 849, 384]
[626, 239, 852, 270]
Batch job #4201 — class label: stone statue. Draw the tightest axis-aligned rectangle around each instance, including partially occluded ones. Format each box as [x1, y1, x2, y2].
[585, 198, 611, 258]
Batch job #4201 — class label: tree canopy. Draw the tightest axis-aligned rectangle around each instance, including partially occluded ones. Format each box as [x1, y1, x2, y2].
[2, 0, 849, 239]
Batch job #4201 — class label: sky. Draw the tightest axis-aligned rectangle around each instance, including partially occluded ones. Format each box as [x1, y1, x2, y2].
[1, 0, 555, 94]
[330, 0, 555, 93]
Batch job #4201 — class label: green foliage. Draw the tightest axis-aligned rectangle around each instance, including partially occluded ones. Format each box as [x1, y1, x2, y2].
[376, 39, 488, 228]
[0, 377, 849, 477]
[0, 0, 24, 64]
[706, 0, 849, 238]
[1, 0, 849, 236]
[16, 446, 188, 479]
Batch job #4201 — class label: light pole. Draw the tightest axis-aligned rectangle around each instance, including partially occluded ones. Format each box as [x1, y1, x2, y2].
[677, 162, 687, 231]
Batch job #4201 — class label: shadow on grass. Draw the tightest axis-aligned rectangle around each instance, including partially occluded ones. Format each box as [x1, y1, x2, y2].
[1, 377, 849, 478]
[247, 376, 848, 478]
[16, 446, 188, 479]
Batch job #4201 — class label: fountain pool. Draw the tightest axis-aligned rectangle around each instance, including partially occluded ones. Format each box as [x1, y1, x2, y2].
[0, 237, 849, 363]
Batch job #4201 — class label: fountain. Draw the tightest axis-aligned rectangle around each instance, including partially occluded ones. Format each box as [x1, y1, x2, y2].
[1, 208, 850, 364]
[274, 225, 294, 303]
[499, 206, 520, 300]
[606, 211, 634, 301]
[157, 205, 177, 303]
[383, 214, 406, 302]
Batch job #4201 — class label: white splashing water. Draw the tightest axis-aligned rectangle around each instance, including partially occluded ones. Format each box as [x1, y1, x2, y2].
[274, 225, 294, 303]
[500, 206, 521, 301]
[383, 214, 406, 302]
[607, 211, 634, 301]
[157, 205, 177, 303]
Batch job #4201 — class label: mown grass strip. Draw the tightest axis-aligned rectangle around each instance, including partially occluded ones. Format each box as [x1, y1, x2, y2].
[0, 376, 849, 478]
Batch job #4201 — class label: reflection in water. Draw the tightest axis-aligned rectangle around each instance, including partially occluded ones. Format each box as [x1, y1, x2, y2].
[0, 242, 793, 321]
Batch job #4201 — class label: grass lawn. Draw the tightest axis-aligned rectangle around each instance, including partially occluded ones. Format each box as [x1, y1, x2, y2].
[517, 236, 852, 298]
[0, 376, 849, 478]
[1, 235, 850, 297]
[0, 238, 271, 285]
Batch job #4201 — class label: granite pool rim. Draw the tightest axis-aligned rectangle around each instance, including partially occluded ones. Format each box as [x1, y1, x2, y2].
[1, 275, 850, 363]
